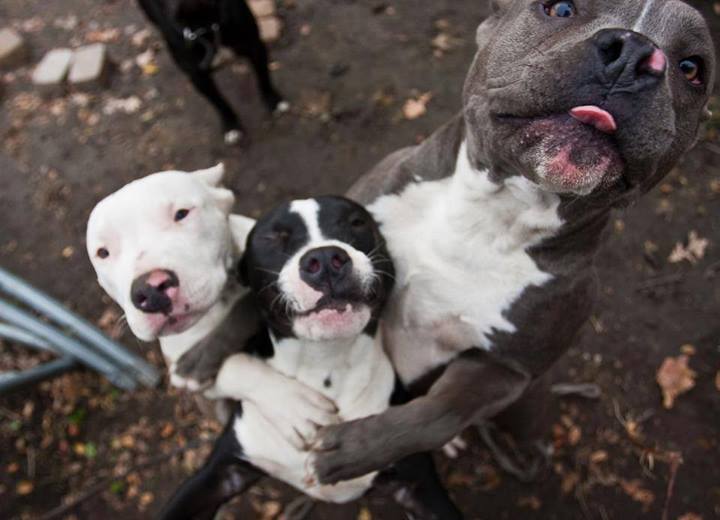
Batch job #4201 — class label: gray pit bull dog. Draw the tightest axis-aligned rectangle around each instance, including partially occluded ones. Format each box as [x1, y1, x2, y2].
[310, 0, 715, 484]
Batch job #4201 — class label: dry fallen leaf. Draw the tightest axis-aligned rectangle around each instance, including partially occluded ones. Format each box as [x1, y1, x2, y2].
[715, 371, 720, 392]
[620, 479, 655, 510]
[561, 471, 580, 495]
[16, 480, 33, 495]
[357, 507, 372, 520]
[668, 231, 709, 264]
[656, 355, 696, 409]
[402, 92, 432, 120]
[678, 513, 702, 520]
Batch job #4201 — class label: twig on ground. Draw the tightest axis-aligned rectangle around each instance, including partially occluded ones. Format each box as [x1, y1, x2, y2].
[660, 453, 682, 520]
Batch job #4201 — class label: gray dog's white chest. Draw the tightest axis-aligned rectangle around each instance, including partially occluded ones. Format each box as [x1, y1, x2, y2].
[369, 142, 564, 384]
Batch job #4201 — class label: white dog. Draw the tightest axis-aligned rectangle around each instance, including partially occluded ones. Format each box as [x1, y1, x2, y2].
[86, 165, 339, 448]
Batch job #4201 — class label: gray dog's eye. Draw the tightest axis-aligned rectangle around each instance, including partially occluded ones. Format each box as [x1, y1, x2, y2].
[544, 0, 576, 18]
[679, 57, 704, 86]
[97, 247, 109, 259]
[174, 209, 191, 222]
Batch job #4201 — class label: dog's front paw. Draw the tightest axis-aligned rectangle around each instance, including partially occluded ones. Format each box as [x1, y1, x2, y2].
[256, 384, 339, 451]
[311, 418, 389, 485]
[274, 100, 291, 114]
[169, 372, 203, 392]
[224, 129, 245, 146]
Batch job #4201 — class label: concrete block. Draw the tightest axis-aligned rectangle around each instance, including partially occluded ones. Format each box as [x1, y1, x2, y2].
[68, 43, 110, 87]
[258, 17, 282, 43]
[32, 48, 73, 88]
[0, 28, 27, 69]
[249, 0, 275, 18]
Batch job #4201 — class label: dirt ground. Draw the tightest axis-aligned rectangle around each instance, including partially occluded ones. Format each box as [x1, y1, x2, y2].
[1, 1, 719, 519]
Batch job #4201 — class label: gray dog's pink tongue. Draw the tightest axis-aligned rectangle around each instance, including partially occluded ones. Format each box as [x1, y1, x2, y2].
[569, 106, 617, 134]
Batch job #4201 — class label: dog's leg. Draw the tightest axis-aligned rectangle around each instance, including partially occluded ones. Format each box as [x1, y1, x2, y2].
[312, 349, 531, 485]
[158, 419, 264, 520]
[169, 49, 245, 145]
[478, 372, 553, 482]
[221, 1, 287, 113]
[376, 453, 463, 520]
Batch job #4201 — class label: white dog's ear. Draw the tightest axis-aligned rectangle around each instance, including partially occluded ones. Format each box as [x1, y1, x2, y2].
[210, 187, 235, 215]
[194, 163, 225, 187]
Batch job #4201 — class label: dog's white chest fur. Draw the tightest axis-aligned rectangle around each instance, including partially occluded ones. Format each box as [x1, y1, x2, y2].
[369, 142, 563, 384]
[233, 333, 395, 502]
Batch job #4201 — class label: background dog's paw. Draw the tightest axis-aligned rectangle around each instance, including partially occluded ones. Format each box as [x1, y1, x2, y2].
[224, 129, 244, 145]
[275, 100, 291, 114]
[169, 372, 202, 392]
[442, 436, 468, 459]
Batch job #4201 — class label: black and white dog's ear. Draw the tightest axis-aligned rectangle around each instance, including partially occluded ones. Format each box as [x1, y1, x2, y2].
[238, 253, 250, 286]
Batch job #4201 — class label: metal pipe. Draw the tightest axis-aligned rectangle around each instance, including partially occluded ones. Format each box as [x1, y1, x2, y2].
[0, 323, 55, 352]
[0, 267, 159, 387]
[0, 299, 137, 390]
[0, 357, 77, 393]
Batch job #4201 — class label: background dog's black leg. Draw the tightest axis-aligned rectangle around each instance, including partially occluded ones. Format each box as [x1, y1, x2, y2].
[377, 453, 463, 520]
[220, 0, 287, 114]
[170, 51, 246, 145]
[158, 420, 264, 520]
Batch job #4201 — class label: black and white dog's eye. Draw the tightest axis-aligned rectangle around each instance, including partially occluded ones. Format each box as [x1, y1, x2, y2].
[544, 0, 576, 17]
[174, 209, 191, 222]
[265, 229, 290, 242]
[679, 57, 704, 85]
[350, 217, 367, 229]
[97, 247, 110, 259]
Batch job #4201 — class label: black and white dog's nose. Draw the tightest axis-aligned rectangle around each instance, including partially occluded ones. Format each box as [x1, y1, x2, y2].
[299, 247, 352, 289]
[593, 29, 666, 91]
[130, 269, 179, 314]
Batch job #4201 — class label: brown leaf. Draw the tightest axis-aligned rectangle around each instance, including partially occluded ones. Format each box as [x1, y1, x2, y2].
[668, 231, 709, 265]
[402, 92, 432, 120]
[567, 425, 582, 446]
[678, 513, 702, 520]
[715, 371, 720, 392]
[517, 495, 542, 510]
[590, 450, 608, 464]
[619, 479, 655, 510]
[357, 507, 372, 520]
[16, 480, 34, 495]
[656, 355, 696, 409]
[561, 471, 580, 495]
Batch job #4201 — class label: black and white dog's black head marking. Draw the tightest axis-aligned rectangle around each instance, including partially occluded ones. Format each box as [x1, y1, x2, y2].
[241, 196, 394, 342]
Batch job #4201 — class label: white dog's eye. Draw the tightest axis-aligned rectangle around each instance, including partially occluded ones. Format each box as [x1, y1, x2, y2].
[97, 247, 110, 259]
[174, 209, 191, 222]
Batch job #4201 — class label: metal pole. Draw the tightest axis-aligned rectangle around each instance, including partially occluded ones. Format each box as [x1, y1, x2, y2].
[0, 267, 159, 387]
[0, 299, 137, 390]
[0, 323, 56, 352]
[0, 357, 77, 393]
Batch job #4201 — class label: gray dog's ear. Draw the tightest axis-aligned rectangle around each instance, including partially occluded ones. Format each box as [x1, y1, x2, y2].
[194, 163, 225, 187]
[476, 0, 511, 47]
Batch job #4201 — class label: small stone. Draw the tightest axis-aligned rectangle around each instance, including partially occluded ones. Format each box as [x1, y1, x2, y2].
[32, 48, 73, 88]
[249, 0, 275, 18]
[0, 28, 27, 69]
[68, 43, 110, 87]
[258, 17, 282, 43]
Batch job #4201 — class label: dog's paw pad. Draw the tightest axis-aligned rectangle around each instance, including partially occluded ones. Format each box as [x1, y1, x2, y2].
[224, 129, 244, 145]
[275, 100, 291, 114]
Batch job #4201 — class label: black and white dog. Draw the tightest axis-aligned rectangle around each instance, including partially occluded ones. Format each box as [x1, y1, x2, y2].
[159, 196, 462, 520]
[137, 0, 288, 145]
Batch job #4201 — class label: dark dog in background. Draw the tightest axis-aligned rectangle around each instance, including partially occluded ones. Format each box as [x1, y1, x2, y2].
[137, 0, 288, 145]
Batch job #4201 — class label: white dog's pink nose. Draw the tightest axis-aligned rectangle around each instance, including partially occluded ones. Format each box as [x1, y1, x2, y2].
[130, 269, 179, 314]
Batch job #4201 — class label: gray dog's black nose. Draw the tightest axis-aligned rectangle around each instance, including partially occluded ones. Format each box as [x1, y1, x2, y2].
[130, 269, 179, 314]
[593, 29, 666, 91]
[299, 247, 352, 289]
